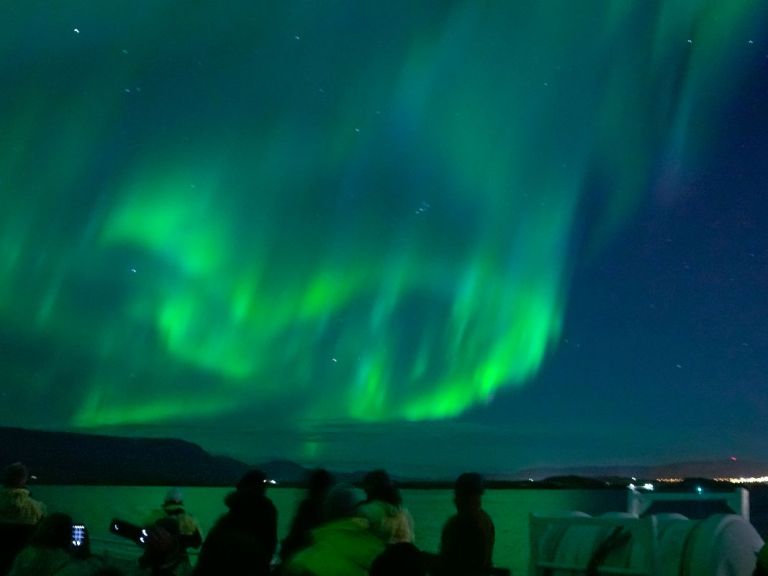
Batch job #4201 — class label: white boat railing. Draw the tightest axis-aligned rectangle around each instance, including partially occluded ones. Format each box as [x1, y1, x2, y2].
[529, 514, 659, 576]
[529, 488, 761, 576]
[626, 487, 749, 520]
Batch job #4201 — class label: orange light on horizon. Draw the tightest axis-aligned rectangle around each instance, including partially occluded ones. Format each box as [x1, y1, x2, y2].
[715, 476, 768, 484]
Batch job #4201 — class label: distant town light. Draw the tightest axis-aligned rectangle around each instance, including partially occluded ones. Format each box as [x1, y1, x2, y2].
[715, 476, 768, 484]
[655, 475, 768, 484]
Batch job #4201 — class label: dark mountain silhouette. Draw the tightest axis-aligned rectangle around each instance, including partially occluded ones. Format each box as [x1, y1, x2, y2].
[0, 426, 255, 485]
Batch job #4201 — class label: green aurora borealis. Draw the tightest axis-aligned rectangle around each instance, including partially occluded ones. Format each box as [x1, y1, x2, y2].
[1, 1, 766, 468]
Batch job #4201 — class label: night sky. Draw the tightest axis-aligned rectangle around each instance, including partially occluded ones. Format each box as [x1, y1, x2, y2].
[1, 2, 767, 476]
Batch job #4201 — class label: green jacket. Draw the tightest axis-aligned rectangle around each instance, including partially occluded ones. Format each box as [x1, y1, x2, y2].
[285, 518, 385, 576]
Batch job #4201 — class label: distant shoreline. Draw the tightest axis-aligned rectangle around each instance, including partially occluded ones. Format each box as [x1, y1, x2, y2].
[28, 479, 768, 492]
[4, 426, 767, 488]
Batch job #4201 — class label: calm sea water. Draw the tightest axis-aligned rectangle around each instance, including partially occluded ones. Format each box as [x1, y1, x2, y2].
[31, 486, 766, 575]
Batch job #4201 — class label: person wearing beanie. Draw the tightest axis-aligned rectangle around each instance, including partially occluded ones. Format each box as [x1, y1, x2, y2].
[140, 487, 202, 575]
[435, 472, 495, 576]
[145, 488, 203, 549]
[163, 488, 203, 546]
[192, 470, 277, 576]
[0, 462, 46, 525]
[284, 484, 385, 576]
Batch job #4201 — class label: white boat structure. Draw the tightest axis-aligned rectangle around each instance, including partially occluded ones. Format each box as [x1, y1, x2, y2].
[530, 487, 763, 576]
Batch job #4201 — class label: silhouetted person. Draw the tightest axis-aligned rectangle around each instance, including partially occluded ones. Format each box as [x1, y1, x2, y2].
[370, 542, 427, 576]
[280, 469, 334, 564]
[437, 473, 495, 576]
[145, 488, 202, 550]
[284, 484, 385, 576]
[0, 463, 46, 575]
[0, 463, 46, 526]
[8, 512, 101, 576]
[358, 470, 414, 544]
[193, 470, 277, 576]
[138, 516, 190, 576]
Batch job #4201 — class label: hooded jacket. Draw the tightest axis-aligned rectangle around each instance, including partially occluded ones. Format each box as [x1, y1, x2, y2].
[285, 517, 385, 576]
[192, 488, 277, 576]
[0, 488, 46, 525]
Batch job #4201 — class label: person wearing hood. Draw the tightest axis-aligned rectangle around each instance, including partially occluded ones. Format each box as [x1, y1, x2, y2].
[192, 470, 277, 576]
[0, 462, 47, 574]
[284, 484, 385, 576]
[145, 489, 202, 550]
[357, 470, 414, 544]
[0, 463, 46, 526]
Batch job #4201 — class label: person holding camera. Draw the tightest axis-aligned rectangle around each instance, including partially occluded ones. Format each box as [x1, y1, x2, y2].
[7, 513, 100, 576]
